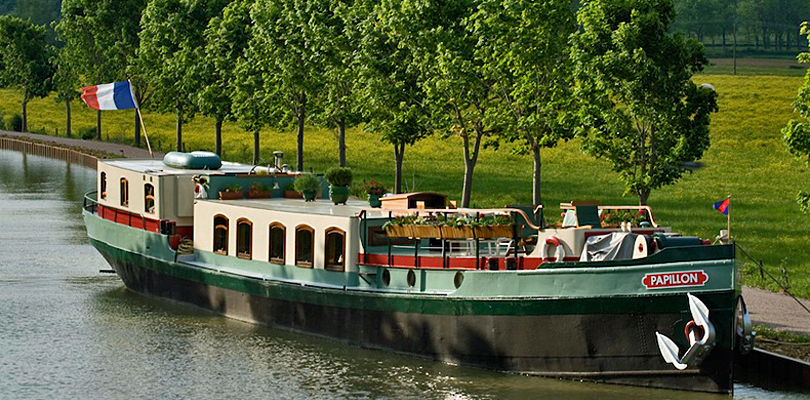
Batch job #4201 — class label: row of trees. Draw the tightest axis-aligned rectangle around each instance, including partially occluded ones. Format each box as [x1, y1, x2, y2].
[0, 0, 717, 208]
[674, 0, 810, 52]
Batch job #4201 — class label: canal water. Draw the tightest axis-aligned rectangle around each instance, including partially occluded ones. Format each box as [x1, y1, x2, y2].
[0, 148, 806, 400]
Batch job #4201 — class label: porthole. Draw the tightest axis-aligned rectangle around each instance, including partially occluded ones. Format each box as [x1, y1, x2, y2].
[382, 269, 391, 287]
[407, 270, 416, 288]
[454, 272, 464, 289]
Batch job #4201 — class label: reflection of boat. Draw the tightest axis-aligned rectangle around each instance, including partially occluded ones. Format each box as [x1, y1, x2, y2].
[83, 152, 752, 394]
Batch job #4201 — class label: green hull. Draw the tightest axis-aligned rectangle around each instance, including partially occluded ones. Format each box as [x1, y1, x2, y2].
[84, 209, 740, 393]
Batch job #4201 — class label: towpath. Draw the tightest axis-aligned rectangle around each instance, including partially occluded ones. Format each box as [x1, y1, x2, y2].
[2, 129, 810, 336]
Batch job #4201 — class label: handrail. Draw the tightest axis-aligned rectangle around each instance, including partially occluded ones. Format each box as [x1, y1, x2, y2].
[736, 242, 810, 317]
[359, 206, 545, 231]
[559, 203, 659, 228]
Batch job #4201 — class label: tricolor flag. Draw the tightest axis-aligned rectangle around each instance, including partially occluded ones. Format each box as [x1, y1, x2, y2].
[713, 198, 730, 215]
[80, 81, 137, 111]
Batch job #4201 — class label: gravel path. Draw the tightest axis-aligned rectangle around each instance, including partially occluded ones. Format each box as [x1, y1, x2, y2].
[3, 130, 809, 336]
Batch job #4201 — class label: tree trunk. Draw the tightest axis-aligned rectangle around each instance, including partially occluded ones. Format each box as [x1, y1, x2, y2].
[21, 98, 27, 132]
[394, 142, 404, 194]
[134, 110, 140, 147]
[460, 129, 483, 208]
[532, 144, 542, 207]
[638, 189, 650, 206]
[96, 110, 102, 140]
[253, 130, 260, 165]
[215, 119, 222, 156]
[65, 98, 71, 138]
[297, 105, 305, 171]
[338, 117, 346, 167]
[176, 103, 183, 152]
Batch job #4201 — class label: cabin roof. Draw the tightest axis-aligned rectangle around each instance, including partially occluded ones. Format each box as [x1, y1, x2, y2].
[99, 158, 257, 176]
[198, 197, 368, 218]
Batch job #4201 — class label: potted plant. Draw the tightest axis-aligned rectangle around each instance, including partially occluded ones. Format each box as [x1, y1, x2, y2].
[293, 173, 320, 202]
[474, 214, 513, 238]
[363, 179, 387, 207]
[382, 215, 415, 238]
[325, 167, 352, 205]
[218, 184, 242, 200]
[439, 214, 475, 238]
[247, 182, 272, 199]
[282, 181, 301, 198]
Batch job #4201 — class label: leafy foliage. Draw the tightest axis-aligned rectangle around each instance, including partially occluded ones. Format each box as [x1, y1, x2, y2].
[782, 21, 810, 213]
[293, 173, 321, 192]
[325, 166, 352, 187]
[571, 0, 718, 205]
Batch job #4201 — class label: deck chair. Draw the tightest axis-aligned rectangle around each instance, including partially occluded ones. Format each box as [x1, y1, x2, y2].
[572, 201, 601, 229]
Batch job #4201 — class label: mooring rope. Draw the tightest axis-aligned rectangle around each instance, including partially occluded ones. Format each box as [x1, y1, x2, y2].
[736, 242, 810, 317]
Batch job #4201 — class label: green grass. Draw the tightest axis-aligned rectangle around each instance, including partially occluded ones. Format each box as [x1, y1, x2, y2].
[703, 57, 808, 76]
[3, 74, 810, 297]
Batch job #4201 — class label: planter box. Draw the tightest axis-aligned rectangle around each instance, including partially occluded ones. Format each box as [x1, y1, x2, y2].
[284, 190, 303, 199]
[247, 190, 272, 199]
[385, 225, 413, 238]
[218, 191, 242, 200]
[441, 225, 475, 239]
[411, 225, 442, 238]
[475, 225, 513, 238]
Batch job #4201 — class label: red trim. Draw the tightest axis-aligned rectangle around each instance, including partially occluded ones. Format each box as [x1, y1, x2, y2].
[97, 204, 193, 238]
[359, 253, 539, 271]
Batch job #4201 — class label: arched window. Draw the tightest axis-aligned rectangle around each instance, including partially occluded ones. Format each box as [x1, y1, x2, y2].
[100, 172, 107, 200]
[120, 177, 129, 207]
[236, 219, 252, 259]
[295, 225, 314, 268]
[144, 183, 155, 213]
[213, 215, 228, 255]
[269, 222, 285, 264]
[325, 228, 345, 272]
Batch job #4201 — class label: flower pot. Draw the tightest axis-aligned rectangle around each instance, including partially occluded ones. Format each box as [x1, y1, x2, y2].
[303, 190, 317, 202]
[218, 191, 242, 200]
[247, 190, 272, 199]
[441, 225, 475, 239]
[385, 225, 412, 238]
[284, 190, 303, 199]
[368, 194, 382, 208]
[329, 186, 350, 205]
[475, 224, 513, 238]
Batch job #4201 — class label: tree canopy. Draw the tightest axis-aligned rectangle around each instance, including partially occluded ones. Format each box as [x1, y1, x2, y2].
[571, 0, 718, 205]
[0, 15, 53, 132]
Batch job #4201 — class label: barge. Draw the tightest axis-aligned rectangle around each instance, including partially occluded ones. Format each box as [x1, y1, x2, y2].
[82, 152, 753, 393]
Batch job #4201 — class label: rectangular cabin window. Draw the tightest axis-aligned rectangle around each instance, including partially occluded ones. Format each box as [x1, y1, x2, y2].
[100, 172, 107, 200]
[236, 219, 252, 260]
[295, 226, 314, 268]
[325, 229, 345, 272]
[144, 183, 155, 214]
[120, 178, 129, 207]
[213, 216, 228, 255]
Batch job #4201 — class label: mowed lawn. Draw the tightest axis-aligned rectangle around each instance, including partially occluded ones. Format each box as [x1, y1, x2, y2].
[3, 73, 809, 297]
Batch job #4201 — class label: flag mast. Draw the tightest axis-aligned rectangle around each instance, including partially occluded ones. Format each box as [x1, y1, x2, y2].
[726, 195, 731, 242]
[128, 79, 153, 158]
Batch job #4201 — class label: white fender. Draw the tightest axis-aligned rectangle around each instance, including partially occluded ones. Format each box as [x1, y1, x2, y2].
[541, 236, 566, 262]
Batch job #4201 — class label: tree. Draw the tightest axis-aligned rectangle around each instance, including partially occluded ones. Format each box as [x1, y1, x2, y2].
[0, 16, 53, 132]
[138, 0, 229, 152]
[53, 48, 79, 138]
[243, 0, 324, 170]
[55, 0, 146, 141]
[473, 0, 577, 206]
[782, 21, 810, 213]
[202, 0, 253, 156]
[309, 0, 364, 167]
[571, 0, 718, 205]
[381, 0, 500, 207]
[356, 2, 431, 193]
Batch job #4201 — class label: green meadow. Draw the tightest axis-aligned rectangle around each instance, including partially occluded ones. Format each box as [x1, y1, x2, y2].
[3, 72, 810, 297]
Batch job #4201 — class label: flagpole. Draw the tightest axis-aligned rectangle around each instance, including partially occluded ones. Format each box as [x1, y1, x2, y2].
[727, 195, 731, 243]
[127, 79, 153, 158]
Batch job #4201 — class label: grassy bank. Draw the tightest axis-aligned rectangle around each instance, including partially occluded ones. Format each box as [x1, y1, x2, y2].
[3, 74, 809, 297]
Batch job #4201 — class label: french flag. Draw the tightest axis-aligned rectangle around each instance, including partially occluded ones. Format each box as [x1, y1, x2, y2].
[80, 81, 137, 111]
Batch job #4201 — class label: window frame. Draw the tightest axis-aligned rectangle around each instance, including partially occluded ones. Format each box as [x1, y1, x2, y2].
[144, 183, 155, 214]
[119, 177, 129, 207]
[236, 218, 253, 260]
[294, 224, 315, 268]
[213, 214, 229, 255]
[324, 227, 346, 272]
[100, 172, 107, 200]
[268, 222, 286, 265]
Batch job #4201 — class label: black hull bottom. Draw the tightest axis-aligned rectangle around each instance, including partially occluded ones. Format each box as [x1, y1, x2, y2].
[95, 243, 734, 393]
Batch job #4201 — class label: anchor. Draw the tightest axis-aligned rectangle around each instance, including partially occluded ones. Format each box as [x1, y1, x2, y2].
[655, 293, 717, 370]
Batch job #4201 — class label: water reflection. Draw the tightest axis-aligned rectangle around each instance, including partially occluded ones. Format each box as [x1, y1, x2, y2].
[0, 149, 806, 399]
